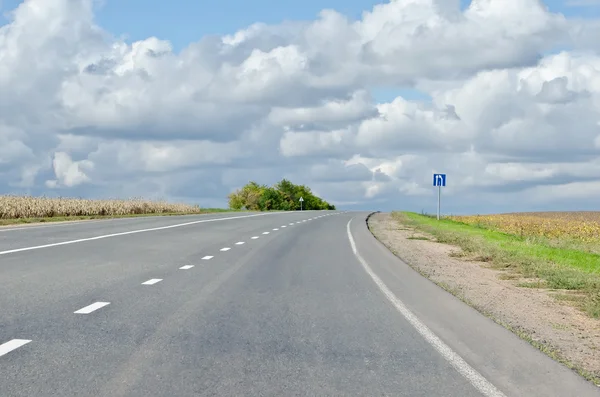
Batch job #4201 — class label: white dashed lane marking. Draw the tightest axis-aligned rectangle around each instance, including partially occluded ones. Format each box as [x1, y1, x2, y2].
[289, 223, 294, 225]
[74, 302, 110, 314]
[202, 255, 214, 260]
[251, 236, 259, 239]
[235, 242, 245, 245]
[142, 279, 162, 285]
[0, 339, 31, 358]
[179, 265, 194, 270]
[262, 232, 270, 235]
[273, 228, 279, 231]
[220, 247, 231, 251]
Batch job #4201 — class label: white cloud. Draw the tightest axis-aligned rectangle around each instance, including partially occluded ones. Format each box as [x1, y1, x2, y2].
[268, 90, 378, 128]
[279, 127, 354, 158]
[1, 0, 600, 212]
[46, 151, 93, 188]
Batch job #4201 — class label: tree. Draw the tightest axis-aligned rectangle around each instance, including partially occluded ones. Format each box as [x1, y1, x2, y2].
[227, 179, 335, 211]
[227, 191, 244, 210]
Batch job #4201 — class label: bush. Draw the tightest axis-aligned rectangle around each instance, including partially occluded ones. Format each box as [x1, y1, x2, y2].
[228, 179, 335, 211]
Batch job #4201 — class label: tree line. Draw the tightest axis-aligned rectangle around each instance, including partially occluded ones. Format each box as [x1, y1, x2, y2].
[228, 179, 336, 211]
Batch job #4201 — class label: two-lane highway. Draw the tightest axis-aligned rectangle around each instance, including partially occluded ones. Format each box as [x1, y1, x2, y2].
[1, 211, 599, 396]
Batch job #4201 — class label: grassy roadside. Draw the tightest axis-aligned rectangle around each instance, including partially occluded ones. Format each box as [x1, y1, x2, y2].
[394, 212, 600, 319]
[375, 211, 600, 385]
[0, 208, 244, 227]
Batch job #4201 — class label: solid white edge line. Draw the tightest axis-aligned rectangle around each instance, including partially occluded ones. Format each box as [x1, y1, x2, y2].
[346, 218, 506, 397]
[0, 212, 248, 233]
[0, 212, 283, 256]
[142, 279, 162, 285]
[179, 265, 194, 270]
[0, 339, 32, 357]
[74, 301, 111, 314]
[220, 247, 231, 251]
[201, 255, 214, 260]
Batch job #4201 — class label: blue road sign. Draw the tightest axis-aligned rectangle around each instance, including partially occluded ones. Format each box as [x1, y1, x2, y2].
[433, 173, 446, 187]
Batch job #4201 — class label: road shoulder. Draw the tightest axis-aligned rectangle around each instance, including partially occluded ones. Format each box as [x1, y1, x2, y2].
[368, 212, 600, 386]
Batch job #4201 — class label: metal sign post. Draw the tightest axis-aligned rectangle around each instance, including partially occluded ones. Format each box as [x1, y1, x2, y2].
[432, 174, 446, 220]
[299, 196, 304, 211]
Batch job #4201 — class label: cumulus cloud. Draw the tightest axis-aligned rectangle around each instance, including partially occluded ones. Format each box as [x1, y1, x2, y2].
[46, 152, 93, 188]
[1, 0, 600, 212]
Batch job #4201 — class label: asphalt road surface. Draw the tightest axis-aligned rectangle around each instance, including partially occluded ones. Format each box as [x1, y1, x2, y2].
[1, 211, 599, 396]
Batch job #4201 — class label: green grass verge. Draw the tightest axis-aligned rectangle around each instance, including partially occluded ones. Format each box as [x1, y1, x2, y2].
[0, 208, 245, 226]
[394, 211, 600, 319]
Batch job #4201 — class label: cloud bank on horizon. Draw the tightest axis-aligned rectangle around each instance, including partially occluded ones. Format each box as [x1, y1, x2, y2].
[1, 0, 600, 213]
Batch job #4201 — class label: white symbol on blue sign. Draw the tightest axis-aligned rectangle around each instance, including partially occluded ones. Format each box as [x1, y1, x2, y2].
[433, 174, 446, 187]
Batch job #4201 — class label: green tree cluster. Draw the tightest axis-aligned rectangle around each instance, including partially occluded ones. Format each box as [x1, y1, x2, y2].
[228, 179, 336, 211]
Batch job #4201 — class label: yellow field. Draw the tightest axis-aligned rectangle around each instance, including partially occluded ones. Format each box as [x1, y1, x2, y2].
[0, 195, 204, 219]
[448, 212, 600, 243]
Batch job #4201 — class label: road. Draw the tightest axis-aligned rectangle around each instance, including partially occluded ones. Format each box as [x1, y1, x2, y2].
[0, 211, 598, 396]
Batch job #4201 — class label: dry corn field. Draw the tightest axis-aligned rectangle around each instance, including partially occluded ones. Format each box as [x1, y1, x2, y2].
[0, 195, 204, 219]
[448, 212, 600, 243]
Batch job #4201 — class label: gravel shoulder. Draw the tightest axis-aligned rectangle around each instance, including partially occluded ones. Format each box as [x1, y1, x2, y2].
[368, 212, 600, 385]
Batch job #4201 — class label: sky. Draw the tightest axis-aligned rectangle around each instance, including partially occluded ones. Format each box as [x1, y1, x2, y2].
[1, 0, 600, 214]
